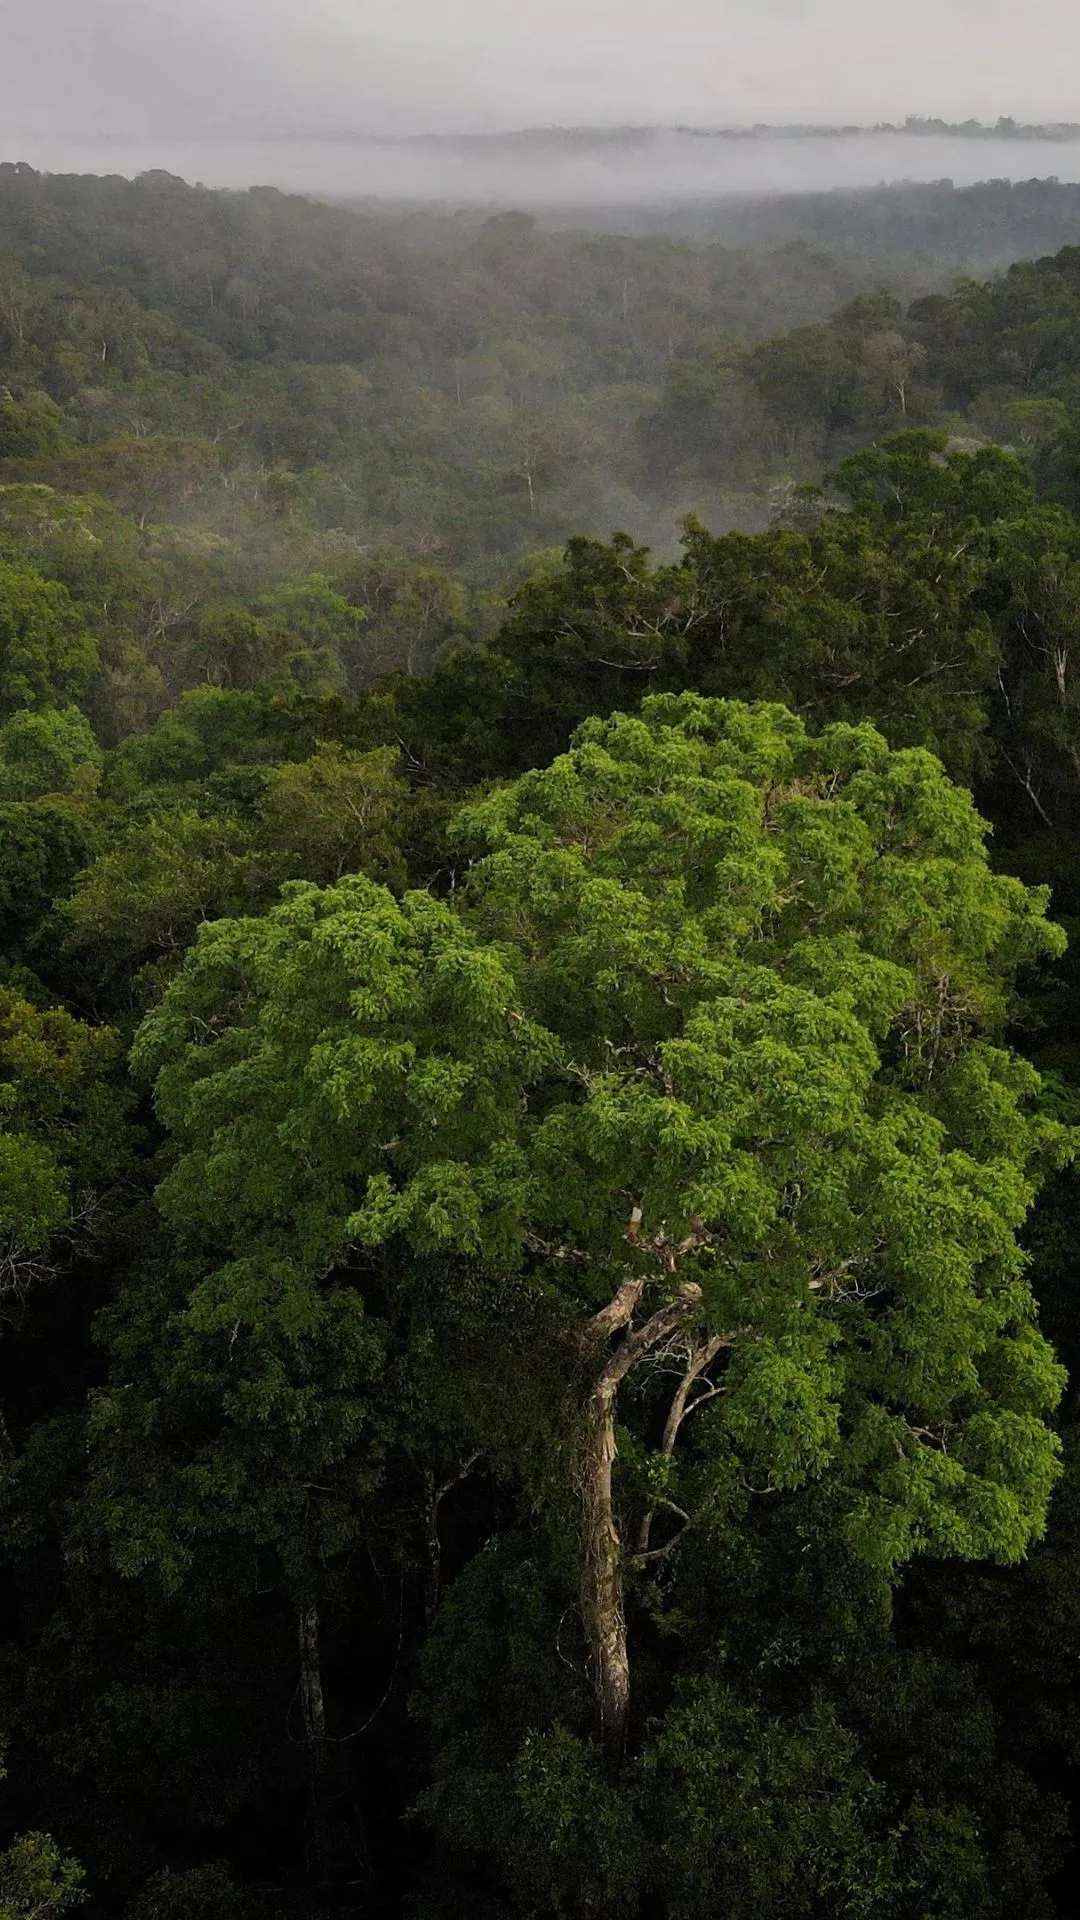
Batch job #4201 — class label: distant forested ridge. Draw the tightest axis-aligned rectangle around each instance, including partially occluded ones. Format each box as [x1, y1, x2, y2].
[591, 177, 1080, 269]
[6, 167, 1080, 1920]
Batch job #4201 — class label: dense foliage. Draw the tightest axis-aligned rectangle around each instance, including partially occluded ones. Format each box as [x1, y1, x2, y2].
[6, 167, 1080, 1918]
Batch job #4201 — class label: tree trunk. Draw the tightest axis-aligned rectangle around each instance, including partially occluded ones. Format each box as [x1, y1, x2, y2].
[299, 1603, 326, 1744]
[579, 1279, 704, 1767]
[581, 1374, 630, 1767]
[424, 1454, 481, 1626]
[298, 1603, 328, 1871]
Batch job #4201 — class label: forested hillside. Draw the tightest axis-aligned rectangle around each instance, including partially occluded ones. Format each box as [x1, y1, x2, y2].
[0, 162, 899, 571]
[6, 169, 1080, 1919]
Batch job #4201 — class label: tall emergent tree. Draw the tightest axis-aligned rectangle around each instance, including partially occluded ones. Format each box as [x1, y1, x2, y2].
[129, 695, 1069, 1878]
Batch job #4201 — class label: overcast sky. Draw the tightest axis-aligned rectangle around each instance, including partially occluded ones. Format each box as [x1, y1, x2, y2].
[5, 0, 1080, 143]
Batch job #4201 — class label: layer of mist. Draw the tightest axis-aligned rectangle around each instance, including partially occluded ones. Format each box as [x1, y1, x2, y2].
[10, 128, 1080, 204]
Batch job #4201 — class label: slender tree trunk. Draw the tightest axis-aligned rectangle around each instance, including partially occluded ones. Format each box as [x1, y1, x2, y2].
[299, 1604, 326, 1744]
[298, 1603, 328, 1872]
[634, 1334, 728, 1559]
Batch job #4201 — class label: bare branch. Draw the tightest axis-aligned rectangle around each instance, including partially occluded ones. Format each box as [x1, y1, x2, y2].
[635, 1331, 734, 1557]
[583, 1276, 647, 1348]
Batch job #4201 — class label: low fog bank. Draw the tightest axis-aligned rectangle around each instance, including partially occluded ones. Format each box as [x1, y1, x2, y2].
[10, 128, 1080, 202]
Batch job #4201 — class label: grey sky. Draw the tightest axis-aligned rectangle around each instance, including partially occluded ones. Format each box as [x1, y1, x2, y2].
[5, 0, 1080, 143]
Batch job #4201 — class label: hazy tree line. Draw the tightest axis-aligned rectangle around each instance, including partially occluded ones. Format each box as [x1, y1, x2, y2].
[6, 168, 1080, 1918]
[579, 177, 1080, 270]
